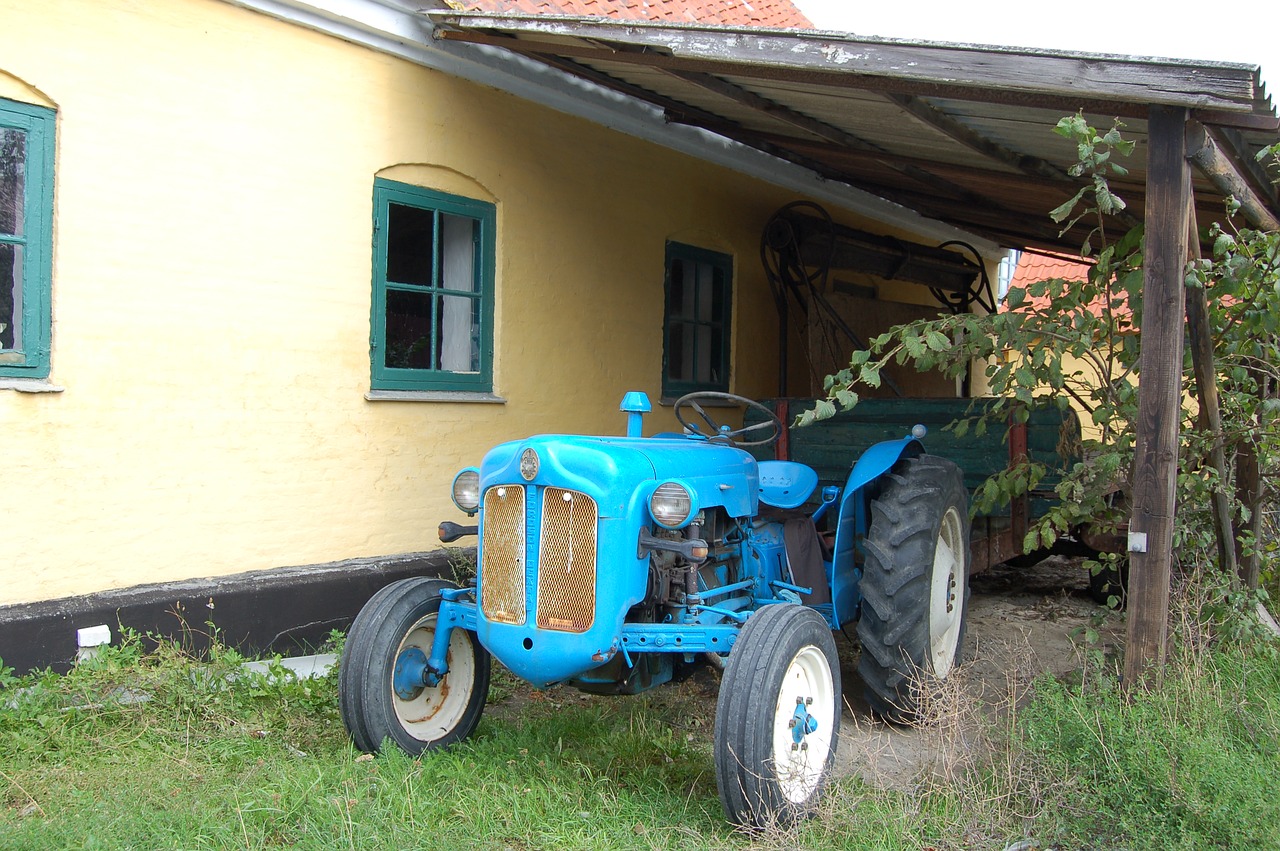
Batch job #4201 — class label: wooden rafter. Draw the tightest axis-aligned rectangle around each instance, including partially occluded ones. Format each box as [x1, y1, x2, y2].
[883, 92, 1143, 229]
[1186, 122, 1280, 232]
[657, 68, 1024, 212]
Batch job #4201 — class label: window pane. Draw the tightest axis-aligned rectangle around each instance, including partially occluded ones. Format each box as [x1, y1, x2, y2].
[0, 243, 21, 351]
[666, 322, 686, 381]
[438, 294, 479, 373]
[666, 259, 684, 319]
[0, 128, 25, 238]
[696, 262, 714, 320]
[386, 203, 435, 287]
[439, 214, 476, 293]
[682, 260, 697, 318]
[384, 289, 434, 370]
[709, 326, 724, 383]
[695, 324, 712, 384]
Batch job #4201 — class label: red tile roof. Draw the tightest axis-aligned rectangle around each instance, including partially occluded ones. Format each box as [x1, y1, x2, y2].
[1010, 252, 1090, 288]
[458, 0, 813, 28]
[1006, 251, 1132, 321]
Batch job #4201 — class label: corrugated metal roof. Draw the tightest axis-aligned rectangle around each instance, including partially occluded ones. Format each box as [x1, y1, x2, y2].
[427, 12, 1280, 254]
[455, 0, 812, 28]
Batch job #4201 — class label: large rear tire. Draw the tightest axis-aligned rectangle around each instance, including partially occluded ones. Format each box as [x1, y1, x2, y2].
[857, 454, 969, 722]
[339, 577, 490, 754]
[714, 604, 841, 829]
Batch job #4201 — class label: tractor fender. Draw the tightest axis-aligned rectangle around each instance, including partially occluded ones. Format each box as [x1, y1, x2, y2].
[844, 435, 924, 495]
[829, 436, 924, 629]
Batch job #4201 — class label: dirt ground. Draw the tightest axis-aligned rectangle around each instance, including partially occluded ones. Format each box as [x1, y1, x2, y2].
[834, 555, 1125, 789]
[487, 555, 1124, 790]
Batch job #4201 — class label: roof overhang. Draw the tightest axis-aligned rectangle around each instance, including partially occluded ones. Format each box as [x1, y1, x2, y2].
[427, 11, 1280, 254]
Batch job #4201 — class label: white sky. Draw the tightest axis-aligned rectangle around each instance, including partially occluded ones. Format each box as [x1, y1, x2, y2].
[792, 0, 1279, 95]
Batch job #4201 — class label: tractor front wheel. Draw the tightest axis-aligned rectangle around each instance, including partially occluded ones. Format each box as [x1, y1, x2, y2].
[714, 604, 841, 829]
[857, 454, 969, 722]
[339, 577, 490, 754]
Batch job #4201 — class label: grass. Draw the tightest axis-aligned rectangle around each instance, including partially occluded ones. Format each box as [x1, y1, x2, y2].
[0, 633, 736, 850]
[2, 616, 1279, 850]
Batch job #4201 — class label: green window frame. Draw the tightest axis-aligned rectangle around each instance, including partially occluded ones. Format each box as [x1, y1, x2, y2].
[662, 242, 732, 397]
[370, 179, 495, 392]
[0, 98, 56, 380]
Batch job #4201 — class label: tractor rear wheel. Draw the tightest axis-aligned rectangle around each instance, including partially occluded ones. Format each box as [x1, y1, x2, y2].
[340, 577, 490, 754]
[856, 454, 969, 722]
[714, 604, 841, 829]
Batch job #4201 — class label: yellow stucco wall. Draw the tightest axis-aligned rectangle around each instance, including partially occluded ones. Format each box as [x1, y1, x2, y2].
[0, 0, 973, 606]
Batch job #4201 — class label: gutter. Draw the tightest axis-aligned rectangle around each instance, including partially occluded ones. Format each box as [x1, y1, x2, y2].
[222, 0, 1002, 257]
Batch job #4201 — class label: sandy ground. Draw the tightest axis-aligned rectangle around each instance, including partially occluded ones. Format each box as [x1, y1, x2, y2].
[834, 555, 1124, 789]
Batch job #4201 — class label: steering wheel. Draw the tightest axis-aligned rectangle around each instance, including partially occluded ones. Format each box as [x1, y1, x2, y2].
[673, 392, 783, 448]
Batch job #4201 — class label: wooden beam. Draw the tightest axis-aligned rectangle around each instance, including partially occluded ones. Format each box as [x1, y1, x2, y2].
[431, 17, 1266, 114]
[667, 70, 882, 153]
[660, 69, 1024, 211]
[1191, 109, 1280, 132]
[660, 113, 1059, 189]
[1184, 195, 1238, 580]
[1207, 125, 1280, 210]
[885, 92, 1074, 184]
[1124, 105, 1191, 690]
[1186, 121, 1280, 232]
[886, 92, 1143, 229]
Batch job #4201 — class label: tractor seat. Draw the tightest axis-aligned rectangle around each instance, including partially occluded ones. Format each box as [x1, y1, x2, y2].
[757, 460, 819, 510]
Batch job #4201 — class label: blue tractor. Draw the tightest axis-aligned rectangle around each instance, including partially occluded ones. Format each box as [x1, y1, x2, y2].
[339, 391, 970, 828]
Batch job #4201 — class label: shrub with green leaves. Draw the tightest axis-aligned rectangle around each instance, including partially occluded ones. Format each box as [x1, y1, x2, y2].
[806, 118, 1280, 619]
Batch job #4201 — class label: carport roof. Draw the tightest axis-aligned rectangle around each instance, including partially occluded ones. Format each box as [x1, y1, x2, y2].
[428, 11, 1280, 254]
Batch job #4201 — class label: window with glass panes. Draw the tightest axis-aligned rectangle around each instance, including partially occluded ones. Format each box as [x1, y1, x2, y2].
[0, 98, 55, 380]
[662, 242, 731, 396]
[371, 179, 495, 392]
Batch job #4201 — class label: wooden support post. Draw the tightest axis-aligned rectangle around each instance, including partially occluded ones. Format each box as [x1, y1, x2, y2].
[1124, 106, 1191, 690]
[1236, 441, 1262, 589]
[1183, 194, 1238, 581]
[1008, 412, 1029, 549]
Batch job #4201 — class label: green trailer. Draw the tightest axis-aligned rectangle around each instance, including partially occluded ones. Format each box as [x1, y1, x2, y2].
[746, 397, 1111, 575]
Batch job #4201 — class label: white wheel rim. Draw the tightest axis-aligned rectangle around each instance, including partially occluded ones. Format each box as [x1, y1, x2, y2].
[928, 505, 965, 677]
[391, 613, 475, 742]
[770, 644, 836, 804]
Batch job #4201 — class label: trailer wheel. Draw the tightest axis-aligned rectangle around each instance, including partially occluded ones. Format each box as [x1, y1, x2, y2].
[857, 455, 969, 722]
[714, 604, 841, 830]
[339, 577, 490, 754]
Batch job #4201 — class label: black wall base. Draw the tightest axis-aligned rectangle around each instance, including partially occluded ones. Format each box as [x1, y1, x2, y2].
[0, 551, 463, 675]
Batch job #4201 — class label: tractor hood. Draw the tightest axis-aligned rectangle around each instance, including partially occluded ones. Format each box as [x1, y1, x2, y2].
[479, 434, 760, 519]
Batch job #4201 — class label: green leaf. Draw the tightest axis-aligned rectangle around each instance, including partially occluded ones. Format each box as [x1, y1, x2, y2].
[1050, 187, 1088, 223]
[860, 364, 882, 389]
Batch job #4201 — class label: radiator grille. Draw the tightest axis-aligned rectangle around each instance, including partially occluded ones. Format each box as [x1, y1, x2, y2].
[536, 488, 598, 633]
[481, 485, 526, 625]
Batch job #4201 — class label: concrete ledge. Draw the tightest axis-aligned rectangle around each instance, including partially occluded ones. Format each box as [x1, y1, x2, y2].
[0, 378, 64, 393]
[0, 550, 465, 675]
[364, 390, 506, 403]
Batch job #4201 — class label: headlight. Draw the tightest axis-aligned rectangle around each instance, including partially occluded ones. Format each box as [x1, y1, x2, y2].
[650, 481, 694, 529]
[451, 469, 480, 514]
